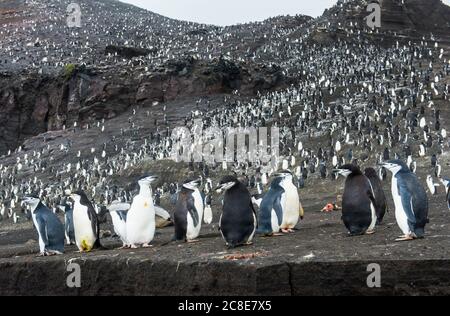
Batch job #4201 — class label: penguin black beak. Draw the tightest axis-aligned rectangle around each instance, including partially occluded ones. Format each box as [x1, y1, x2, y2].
[215, 185, 224, 193]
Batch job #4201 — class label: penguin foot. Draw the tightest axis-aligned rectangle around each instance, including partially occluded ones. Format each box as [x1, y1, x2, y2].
[365, 230, 375, 235]
[245, 241, 254, 246]
[272, 232, 284, 237]
[130, 245, 138, 249]
[395, 235, 415, 242]
[187, 239, 200, 243]
[142, 243, 153, 248]
[117, 245, 130, 250]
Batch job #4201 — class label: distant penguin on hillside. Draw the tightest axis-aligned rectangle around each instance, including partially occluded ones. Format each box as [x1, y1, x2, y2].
[439, 177, 450, 211]
[381, 160, 429, 241]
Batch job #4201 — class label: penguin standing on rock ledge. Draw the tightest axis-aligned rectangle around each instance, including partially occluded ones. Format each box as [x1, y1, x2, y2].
[70, 191, 102, 252]
[126, 175, 158, 248]
[335, 165, 377, 236]
[22, 196, 65, 256]
[381, 160, 429, 241]
[174, 178, 205, 243]
[216, 176, 257, 248]
[258, 171, 303, 236]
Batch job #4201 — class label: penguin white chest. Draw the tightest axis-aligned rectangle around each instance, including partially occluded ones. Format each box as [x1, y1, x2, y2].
[31, 213, 46, 253]
[281, 184, 300, 228]
[391, 177, 411, 235]
[186, 190, 204, 240]
[73, 204, 96, 250]
[126, 195, 156, 245]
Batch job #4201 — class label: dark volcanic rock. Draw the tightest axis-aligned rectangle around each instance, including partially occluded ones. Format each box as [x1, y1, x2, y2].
[105, 45, 156, 59]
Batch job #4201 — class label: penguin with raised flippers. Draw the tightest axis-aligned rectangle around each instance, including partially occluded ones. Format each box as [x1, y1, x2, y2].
[364, 168, 388, 225]
[335, 165, 377, 236]
[381, 160, 429, 241]
[216, 176, 257, 248]
[22, 196, 65, 256]
[108, 201, 131, 249]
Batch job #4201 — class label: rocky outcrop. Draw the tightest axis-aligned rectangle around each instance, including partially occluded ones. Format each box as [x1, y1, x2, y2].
[0, 58, 286, 155]
[320, 0, 450, 38]
[1, 255, 450, 295]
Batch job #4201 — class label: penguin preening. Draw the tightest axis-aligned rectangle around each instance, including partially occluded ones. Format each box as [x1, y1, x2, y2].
[381, 160, 429, 241]
[22, 196, 65, 256]
[173, 179, 206, 243]
[126, 175, 158, 248]
[335, 165, 377, 236]
[70, 191, 102, 252]
[216, 176, 257, 248]
[364, 168, 388, 225]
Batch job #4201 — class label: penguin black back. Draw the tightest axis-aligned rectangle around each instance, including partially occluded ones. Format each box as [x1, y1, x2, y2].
[220, 176, 256, 248]
[340, 165, 376, 236]
[364, 168, 388, 225]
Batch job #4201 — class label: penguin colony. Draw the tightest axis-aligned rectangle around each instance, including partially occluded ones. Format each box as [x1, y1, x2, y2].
[1, 0, 450, 256]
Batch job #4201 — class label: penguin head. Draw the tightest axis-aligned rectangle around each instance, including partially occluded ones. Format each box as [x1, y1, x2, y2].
[69, 190, 88, 203]
[22, 195, 40, 211]
[216, 176, 239, 193]
[138, 175, 158, 187]
[380, 160, 408, 174]
[274, 170, 293, 179]
[333, 165, 361, 178]
[273, 170, 294, 185]
[182, 178, 201, 191]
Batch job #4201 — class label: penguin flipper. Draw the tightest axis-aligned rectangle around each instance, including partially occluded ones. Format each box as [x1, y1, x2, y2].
[397, 178, 418, 231]
[250, 201, 258, 229]
[87, 204, 101, 243]
[186, 195, 200, 227]
[273, 196, 284, 227]
[446, 190, 450, 210]
[36, 216, 49, 249]
[155, 206, 171, 220]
